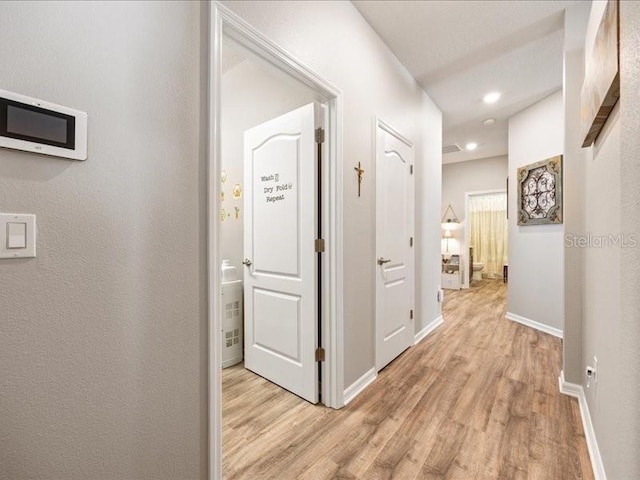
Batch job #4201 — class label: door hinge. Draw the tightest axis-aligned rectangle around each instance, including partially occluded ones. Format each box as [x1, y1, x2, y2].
[315, 238, 325, 253]
[410, 309, 414, 320]
[410, 165, 414, 174]
[410, 237, 414, 247]
[315, 127, 325, 144]
[315, 347, 325, 362]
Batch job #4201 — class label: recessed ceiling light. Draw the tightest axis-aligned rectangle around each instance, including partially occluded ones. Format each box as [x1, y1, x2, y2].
[483, 118, 496, 126]
[483, 92, 501, 104]
[465, 142, 478, 151]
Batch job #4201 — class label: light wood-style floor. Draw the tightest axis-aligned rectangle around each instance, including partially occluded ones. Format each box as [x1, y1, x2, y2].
[222, 279, 594, 479]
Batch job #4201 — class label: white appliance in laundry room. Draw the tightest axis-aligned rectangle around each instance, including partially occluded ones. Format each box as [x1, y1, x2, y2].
[221, 260, 243, 368]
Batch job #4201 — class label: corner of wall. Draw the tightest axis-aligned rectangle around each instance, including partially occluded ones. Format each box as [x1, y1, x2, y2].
[562, 3, 589, 385]
[507, 91, 565, 334]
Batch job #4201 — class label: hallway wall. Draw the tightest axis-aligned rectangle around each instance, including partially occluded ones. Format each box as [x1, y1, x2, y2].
[562, 2, 589, 386]
[0, 2, 206, 479]
[507, 91, 564, 334]
[563, 1, 640, 478]
[221, 0, 443, 387]
[618, 3, 640, 477]
[442, 155, 508, 228]
[562, 2, 640, 478]
[618, 2, 640, 477]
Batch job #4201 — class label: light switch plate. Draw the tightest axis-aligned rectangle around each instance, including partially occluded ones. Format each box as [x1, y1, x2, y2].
[0, 213, 36, 259]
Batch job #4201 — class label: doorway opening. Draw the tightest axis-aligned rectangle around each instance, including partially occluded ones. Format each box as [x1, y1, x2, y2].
[209, 4, 344, 479]
[463, 190, 508, 288]
[220, 36, 324, 395]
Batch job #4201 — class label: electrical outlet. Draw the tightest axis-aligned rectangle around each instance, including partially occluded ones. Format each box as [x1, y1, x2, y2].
[585, 356, 599, 389]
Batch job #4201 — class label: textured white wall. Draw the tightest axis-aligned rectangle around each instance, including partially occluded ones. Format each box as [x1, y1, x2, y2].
[562, 9, 589, 383]
[507, 91, 565, 332]
[580, 12, 623, 470]
[221, 0, 443, 386]
[572, 2, 640, 478]
[220, 59, 319, 270]
[0, 2, 206, 479]
[562, 2, 640, 477]
[617, 2, 640, 477]
[562, 2, 590, 385]
[442, 155, 508, 226]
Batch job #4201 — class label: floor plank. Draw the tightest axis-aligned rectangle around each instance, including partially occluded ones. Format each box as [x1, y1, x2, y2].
[222, 279, 594, 480]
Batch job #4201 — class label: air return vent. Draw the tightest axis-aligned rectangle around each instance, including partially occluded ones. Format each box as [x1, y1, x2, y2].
[442, 144, 462, 154]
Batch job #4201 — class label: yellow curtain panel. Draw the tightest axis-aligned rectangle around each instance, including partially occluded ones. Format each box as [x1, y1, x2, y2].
[469, 193, 508, 278]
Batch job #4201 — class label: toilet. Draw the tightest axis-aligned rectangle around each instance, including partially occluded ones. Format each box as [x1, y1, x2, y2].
[472, 262, 484, 281]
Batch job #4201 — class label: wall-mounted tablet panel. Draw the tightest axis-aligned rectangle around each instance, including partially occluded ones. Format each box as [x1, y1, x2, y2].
[0, 89, 87, 161]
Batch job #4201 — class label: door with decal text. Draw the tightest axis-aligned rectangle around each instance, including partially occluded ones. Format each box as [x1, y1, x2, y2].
[243, 103, 319, 403]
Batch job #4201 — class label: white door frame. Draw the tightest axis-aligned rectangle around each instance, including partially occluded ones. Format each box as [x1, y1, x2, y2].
[208, 3, 345, 479]
[373, 117, 415, 371]
[463, 189, 507, 289]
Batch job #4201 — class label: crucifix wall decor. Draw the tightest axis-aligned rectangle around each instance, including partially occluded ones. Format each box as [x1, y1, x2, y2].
[354, 162, 364, 197]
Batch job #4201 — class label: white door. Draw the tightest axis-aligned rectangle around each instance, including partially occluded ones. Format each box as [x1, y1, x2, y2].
[375, 120, 415, 371]
[243, 103, 320, 404]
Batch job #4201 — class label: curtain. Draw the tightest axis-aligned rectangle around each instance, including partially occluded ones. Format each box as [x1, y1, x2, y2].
[469, 193, 508, 278]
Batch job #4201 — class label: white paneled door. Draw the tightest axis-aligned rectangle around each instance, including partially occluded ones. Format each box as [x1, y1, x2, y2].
[375, 120, 415, 371]
[243, 103, 320, 404]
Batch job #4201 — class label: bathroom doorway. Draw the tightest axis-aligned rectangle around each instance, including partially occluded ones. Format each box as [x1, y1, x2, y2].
[464, 190, 508, 287]
[212, 4, 346, 477]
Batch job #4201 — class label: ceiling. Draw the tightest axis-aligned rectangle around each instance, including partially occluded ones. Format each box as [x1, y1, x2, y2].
[352, 0, 587, 164]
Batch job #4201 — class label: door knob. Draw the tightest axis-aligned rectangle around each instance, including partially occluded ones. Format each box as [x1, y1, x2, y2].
[377, 257, 391, 265]
[242, 258, 252, 266]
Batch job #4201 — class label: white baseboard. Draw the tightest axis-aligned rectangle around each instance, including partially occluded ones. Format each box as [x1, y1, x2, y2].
[343, 367, 377, 405]
[506, 311, 563, 338]
[559, 371, 607, 480]
[221, 357, 242, 369]
[344, 315, 443, 406]
[414, 315, 444, 345]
